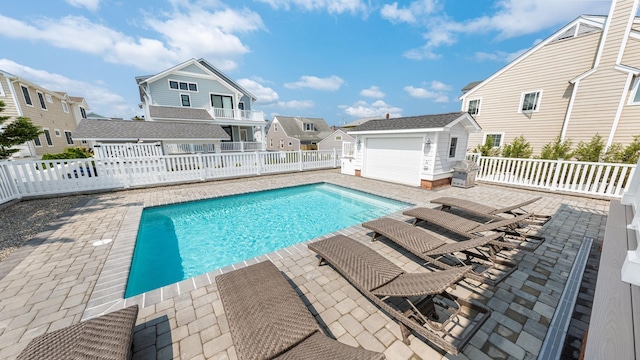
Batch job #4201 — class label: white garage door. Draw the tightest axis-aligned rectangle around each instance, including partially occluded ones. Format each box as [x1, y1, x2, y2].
[363, 137, 423, 186]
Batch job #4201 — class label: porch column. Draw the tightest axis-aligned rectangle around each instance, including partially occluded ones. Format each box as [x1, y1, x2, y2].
[261, 127, 266, 150]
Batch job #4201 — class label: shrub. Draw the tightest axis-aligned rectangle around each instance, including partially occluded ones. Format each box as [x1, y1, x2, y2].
[502, 135, 533, 158]
[573, 134, 605, 162]
[42, 147, 93, 160]
[540, 136, 573, 160]
[473, 136, 500, 156]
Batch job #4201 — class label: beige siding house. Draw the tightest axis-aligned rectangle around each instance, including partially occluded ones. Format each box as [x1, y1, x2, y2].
[265, 116, 331, 151]
[460, 0, 640, 154]
[0, 70, 88, 157]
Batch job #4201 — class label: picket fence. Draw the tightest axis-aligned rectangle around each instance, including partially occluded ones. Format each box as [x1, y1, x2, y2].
[472, 155, 636, 198]
[0, 150, 340, 205]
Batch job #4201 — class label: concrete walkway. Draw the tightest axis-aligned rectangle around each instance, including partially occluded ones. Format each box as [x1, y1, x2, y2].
[0, 170, 609, 359]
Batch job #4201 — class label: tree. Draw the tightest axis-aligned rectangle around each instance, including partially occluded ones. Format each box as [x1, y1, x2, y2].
[473, 136, 500, 156]
[502, 135, 533, 158]
[573, 134, 605, 162]
[540, 136, 573, 160]
[0, 100, 42, 159]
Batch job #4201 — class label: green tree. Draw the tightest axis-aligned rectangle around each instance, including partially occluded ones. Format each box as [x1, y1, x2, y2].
[502, 135, 533, 158]
[473, 136, 500, 156]
[540, 136, 573, 160]
[0, 100, 42, 159]
[573, 134, 605, 162]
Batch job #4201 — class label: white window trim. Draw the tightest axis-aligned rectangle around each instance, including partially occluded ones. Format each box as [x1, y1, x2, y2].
[64, 130, 74, 145]
[482, 132, 505, 147]
[42, 128, 54, 147]
[518, 90, 543, 113]
[54, 129, 61, 137]
[20, 84, 33, 107]
[45, 94, 53, 103]
[168, 79, 199, 93]
[180, 93, 191, 107]
[61, 101, 69, 113]
[448, 136, 459, 158]
[628, 78, 640, 105]
[467, 98, 481, 116]
[36, 91, 48, 110]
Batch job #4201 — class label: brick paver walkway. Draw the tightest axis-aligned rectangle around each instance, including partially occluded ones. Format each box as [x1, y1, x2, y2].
[0, 170, 609, 359]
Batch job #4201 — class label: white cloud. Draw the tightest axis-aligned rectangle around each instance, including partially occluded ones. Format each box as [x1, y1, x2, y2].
[237, 78, 280, 104]
[429, 80, 451, 91]
[276, 100, 315, 109]
[0, 3, 265, 72]
[359, 85, 385, 98]
[284, 75, 344, 91]
[404, 84, 449, 102]
[256, 0, 367, 14]
[0, 59, 135, 118]
[342, 100, 402, 118]
[66, 0, 100, 11]
[380, 0, 439, 24]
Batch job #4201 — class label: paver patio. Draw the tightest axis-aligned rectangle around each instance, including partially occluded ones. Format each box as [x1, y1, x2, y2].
[0, 170, 609, 359]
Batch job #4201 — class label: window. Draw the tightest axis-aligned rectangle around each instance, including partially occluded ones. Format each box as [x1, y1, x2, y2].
[269, 139, 273, 147]
[274, 124, 278, 132]
[238, 102, 245, 110]
[64, 131, 73, 145]
[335, 135, 342, 141]
[303, 123, 314, 131]
[181, 94, 191, 107]
[169, 79, 197, 92]
[21, 85, 32, 106]
[81, 140, 88, 144]
[33, 136, 42, 147]
[45, 94, 52, 103]
[80, 106, 87, 119]
[467, 99, 480, 116]
[43, 129, 53, 146]
[61, 101, 69, 113]
[484, 133, 503, 147]
[37, 92, 47, 110]
[280, 139, 284, 148]
[54, 129, 61, 137]
[520, 91, 541, 112]
[630, 78, 640, 105]
[449, 137, 458, 158]
[288, 142, 292, 146]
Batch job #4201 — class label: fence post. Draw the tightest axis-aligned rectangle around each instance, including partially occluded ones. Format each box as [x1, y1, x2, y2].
[333, 149, 338, 168]
[197, 153, 205, 181]
[550, 158, 563, 191]
[1, 162, 21, 200]
[299, 150, 303, 171]
[123, 158, 132, 188]
[256, 152, 261, 175]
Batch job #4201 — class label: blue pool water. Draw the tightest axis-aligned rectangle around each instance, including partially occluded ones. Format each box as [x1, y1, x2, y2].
[125, 183, 410, 297]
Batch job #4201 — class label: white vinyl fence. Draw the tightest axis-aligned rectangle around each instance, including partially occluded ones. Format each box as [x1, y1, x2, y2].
[94, 143, 164, 159]
[0, 150, 340, 204]
[471, 155, 635, 198]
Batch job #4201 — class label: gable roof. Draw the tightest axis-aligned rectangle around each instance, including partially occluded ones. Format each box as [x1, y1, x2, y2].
[73, 119, 230, 141]
[136, 58, 257, 101]
[341, 117, 381, 128]
[317, 129, 354, 144]
[349, 112, 480, 133]
[461, 81, 483, 94]
[149, 105, 214, 121]
[274, 116, 331, 141]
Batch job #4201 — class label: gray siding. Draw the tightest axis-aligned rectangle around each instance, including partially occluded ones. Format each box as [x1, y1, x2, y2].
[265, 119, 299, 150]
[433, 124, 468, 174]
[318, 130, 354, 151]
[149, 74, 235, 108]
[182, 63, 208, 75]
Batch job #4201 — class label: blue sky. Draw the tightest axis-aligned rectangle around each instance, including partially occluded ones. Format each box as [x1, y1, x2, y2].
[0, 0, 612, 126]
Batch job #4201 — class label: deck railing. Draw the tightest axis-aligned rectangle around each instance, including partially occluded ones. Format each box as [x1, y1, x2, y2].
[95, 143, 164, 159]
[220, 142, 264, 152]
[621, 157, 640, 285]
[210, 108, 265, 122]
[468, 154, 635, 198]
[165, 143, 216, 154]
[0, 150, 340, 204]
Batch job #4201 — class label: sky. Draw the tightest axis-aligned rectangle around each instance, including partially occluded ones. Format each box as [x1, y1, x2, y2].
[0, 0, 614, 126]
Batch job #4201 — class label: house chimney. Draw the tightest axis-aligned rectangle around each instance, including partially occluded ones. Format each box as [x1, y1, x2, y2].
[385, 113, 389, 119]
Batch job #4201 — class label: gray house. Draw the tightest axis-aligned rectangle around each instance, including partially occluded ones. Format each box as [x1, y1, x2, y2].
[135, 58, 266, 152]
[318, 129, 354, 151]
[265, 116, 331, 151]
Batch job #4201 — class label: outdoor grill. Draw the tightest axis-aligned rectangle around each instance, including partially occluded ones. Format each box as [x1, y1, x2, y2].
[451, 160, 479, 188]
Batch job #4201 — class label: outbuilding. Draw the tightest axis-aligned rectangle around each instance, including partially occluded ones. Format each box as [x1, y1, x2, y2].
[345, 112, 481, 189]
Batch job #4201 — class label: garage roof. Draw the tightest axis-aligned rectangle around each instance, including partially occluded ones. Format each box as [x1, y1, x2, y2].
[350, 112, 479, 133]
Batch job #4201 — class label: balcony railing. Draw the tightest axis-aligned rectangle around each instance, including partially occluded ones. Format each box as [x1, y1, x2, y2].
[220, 141, 264, 152]
[210, 108, 265, 122]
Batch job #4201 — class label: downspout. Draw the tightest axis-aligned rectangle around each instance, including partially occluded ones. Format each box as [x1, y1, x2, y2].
[560, 80, 580, 141]
[606, 72, 634, 148]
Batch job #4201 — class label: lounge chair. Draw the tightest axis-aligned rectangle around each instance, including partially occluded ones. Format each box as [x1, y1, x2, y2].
[430, 196, 551, 225]
[17, 305, 139, 360]
[362, 218, 517, 286]
[215, 260, 384, 360]
[308, 235, 491, 355]
[403, 207, 545, 250]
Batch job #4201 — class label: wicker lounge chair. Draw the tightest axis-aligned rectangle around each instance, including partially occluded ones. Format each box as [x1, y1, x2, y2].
[17, 305, 139, 360]
[430, 196, 551, 225]
[215, 260, 384, 360]
[308, 235, 491, 355]
[403, 207, 545, 250]
[362, 217, 517, 285]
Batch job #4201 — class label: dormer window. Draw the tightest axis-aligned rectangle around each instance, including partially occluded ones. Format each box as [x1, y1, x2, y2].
[303, 123, 314, 131]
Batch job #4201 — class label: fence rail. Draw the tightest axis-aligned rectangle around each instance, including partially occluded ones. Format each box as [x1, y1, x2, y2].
[95, 143, 164, 159]
[470, 155, 635, 198]
[0, 150, 340, 205]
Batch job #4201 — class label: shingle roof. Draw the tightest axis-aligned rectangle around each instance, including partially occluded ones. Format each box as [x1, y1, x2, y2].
[461, 81, 483, 93]
[341, 116, 381, 128]
[73, 119, 230, 141]
[275, 116, 331, 141]
[351, 112, 468, 132]
[149, 106, 214, 121]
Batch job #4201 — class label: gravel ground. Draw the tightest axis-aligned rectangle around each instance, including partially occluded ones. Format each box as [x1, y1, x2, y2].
[0, 195, 88, 262]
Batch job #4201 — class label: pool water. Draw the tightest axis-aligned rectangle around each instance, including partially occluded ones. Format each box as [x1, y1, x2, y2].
[125, 183, 410, 297]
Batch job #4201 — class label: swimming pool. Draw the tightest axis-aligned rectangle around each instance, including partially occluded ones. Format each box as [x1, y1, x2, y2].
[125, 183, 410, 297]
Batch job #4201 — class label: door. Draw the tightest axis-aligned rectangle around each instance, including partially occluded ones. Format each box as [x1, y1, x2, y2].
[240, 129, 248, 142]
[363, 137, 423, 186]
[211, 94, 234, 118]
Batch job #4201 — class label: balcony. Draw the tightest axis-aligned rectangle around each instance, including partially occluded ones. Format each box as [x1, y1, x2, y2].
[209, 107, 265, 122]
